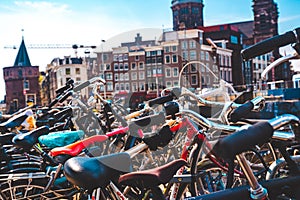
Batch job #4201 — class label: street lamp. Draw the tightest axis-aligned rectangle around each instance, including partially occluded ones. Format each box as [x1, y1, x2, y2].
[101, 39, 106, 99]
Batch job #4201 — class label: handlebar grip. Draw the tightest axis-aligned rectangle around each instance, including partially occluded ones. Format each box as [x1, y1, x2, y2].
[241, 30, 297, 60]
[55, 84, 71, 96]
[53, 107, 72, 120]
[230, 101, 254, 123]
[125, 110, 143, 120]
[48, 99, 59, 108]
[148, 94, 173, 107]
[58, 91, 73, 103]
[73, 80, 90, 92]
[128, 112, 165, 135]
[213, 121, 273, 159]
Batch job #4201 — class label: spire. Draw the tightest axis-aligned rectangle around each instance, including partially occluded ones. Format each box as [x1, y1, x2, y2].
[13, 31, 32, 67]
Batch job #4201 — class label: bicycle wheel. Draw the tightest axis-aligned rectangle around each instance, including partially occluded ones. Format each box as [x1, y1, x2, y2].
[0, 179, 47, 200]
[0, 177, 75, 200]
[266, 155, 300, 180]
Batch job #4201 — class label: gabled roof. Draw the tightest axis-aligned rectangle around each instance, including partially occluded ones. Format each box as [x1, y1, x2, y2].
[14, 38, 31, 67]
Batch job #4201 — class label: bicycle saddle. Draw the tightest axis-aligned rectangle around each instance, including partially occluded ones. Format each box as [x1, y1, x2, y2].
[0, 132, 16, 145]
[39, 130, 85, 149]
[119, 159, 186, 188]
[0, 114, 28, 132]
[212, 121, 273, 160]
[12, 126, 50, 150]
[64, 152, 132, 190]
[49, 134, 108, 157]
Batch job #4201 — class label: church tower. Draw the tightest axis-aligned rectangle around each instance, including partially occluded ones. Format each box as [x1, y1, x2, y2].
[252, 0, 279, 43]
[3, 36, 40, 113]
[171, 0, 204, 31]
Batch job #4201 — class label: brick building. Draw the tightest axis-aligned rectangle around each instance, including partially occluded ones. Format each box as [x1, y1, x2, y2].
[171, 0, 204, 31]
[3, 38, 41, 113]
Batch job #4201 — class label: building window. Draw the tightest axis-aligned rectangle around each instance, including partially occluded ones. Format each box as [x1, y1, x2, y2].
[124, 73, 129, 80]
[114, 73, 119, 81]
[182, 51, 188, 61]
[131, 72, 137, 80]
[106, 73, 113, 80]
[65, 68, 71, 75]
[115, 83, 119, 91]
[157, 57, 162, 63]
[147, 69, 152, 77]
[165, 68, 171, 77]
[172, 55, 178, 63]
[189, 40, 196, 49]
[173, 81, 179, 86]
[164, 46, 170, 53]
[157, 50, 162, 56]
[124, 54, 128, 60]
[113, 55, 118, 61]
[114, 63, 119, 71]
[119, 73, 124, 81]
[150, 51, 157, 56]
[139, 82, 145, 91]
[135, 55, 139, 61]
[191, 75, 198, 85]
[26, 94, 35, 104]
[171, 45, 177, 52]
[191, 64, 197, 72]
[75, 68, 80, 75]
[118, 54, 123, 62]
[190, 50, 197, 60]
[76, 77, 81, 82]
[131, 63, 136, 70]
[165, 55, 171, 64]
[132, 82, 137, 91]
[119, 63, 124, 71]
[100, 64, 104, 71]
[24, 80, 29, 90]
[205, 52, 210, 61]
[107, 82, 113, 91]
[192, 7, 199, 14]
[124, 63, 129, 70]
[120, 83, 125, 91]
[181, 41, 188, 50]
[139, 71, 145, 80]
[207, 75, 211, 85]
[213, 65, 218, 72]
[173, 67, 178, 77]
[139, 62, 144, 69]
[103, 54, 108, 62]
[106, 64, 111, 71]
[125, 83, 130, 91]
[230, 35, 238, 44]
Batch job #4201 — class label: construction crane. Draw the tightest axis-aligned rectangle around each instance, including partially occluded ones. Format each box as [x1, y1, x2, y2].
[4, 44, 96, 49]
[4, 44, 97, 57]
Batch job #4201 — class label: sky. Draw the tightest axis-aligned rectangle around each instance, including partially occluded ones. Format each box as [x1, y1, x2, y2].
[0, 0, 300, 100]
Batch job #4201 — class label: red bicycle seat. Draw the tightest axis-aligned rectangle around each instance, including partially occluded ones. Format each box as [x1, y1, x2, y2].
[49, 135, 108, 157]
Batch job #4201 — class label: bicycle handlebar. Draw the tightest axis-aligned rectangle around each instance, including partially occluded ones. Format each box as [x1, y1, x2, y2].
[73, 76, 106, 92]
[241, 28, 300, 60]
[230, 96, 265, 123]
[148, 94, 174, 107]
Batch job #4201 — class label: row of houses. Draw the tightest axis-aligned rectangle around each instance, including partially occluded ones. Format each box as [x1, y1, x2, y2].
[40, 29, 233, 109]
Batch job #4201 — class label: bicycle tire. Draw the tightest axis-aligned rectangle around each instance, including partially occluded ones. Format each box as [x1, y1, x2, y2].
[0, 179, 49, 200]
[266, 155, 300, 180]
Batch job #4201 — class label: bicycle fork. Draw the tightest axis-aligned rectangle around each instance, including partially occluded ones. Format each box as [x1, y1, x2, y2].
[236, 153, 269, 200]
